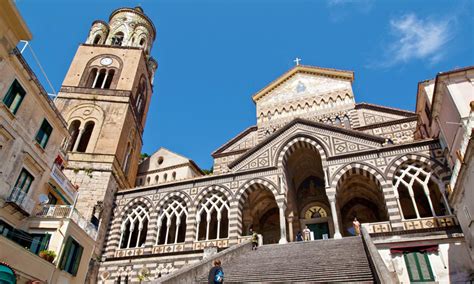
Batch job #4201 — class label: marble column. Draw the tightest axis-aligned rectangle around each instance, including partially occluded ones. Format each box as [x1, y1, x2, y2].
[278, 203, 288, 244]
[287, 216, 294, 242]
[328, 195, 342, 239]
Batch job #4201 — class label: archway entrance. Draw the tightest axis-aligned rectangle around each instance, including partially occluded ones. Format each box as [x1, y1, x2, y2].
[240, 184, 280, 244]
[283, 142, 332, 240]
[336, 172, 389, 236]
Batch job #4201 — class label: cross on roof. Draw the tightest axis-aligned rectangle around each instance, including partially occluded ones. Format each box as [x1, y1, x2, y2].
[294, 57, 302, 66]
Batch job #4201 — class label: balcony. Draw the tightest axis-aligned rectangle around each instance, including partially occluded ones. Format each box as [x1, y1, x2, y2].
[49, 164, 77, 203]
[4, 187, 36, 216]
[36, 205, 98, 240]
[402, 215, 458, 231]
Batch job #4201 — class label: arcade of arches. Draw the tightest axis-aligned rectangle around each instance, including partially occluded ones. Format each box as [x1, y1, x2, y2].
[116, 158, 452, 247]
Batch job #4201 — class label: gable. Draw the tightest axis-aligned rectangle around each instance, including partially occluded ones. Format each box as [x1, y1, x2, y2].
[256, 72, 355, 115]
[139, 148, 190, 173]
[229, 119, 384, 173]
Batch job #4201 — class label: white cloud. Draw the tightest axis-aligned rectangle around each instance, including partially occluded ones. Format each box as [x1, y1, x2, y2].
[374, 13, 452, 68]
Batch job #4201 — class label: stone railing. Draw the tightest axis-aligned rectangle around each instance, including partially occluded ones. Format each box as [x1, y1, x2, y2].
[4, 187, 36, 215]
[402, 215, 457, 231]
[50, 164, 77, 202]
[36, 205, 98, 240]
[192, 238, 229, 250]
[152, 243, 186, 254]
[362, 221, 393, 234]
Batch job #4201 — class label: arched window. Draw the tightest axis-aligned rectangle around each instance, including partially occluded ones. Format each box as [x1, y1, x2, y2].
[163, 173, 168, 182]
[343, 115, 351, 128]
[135, 80, 147, 118]
[103, 69, 114, 89]
[91, 69, 115, 89]
[139, 38, 146, 46]
[119, 204, 150, 249]
[93, 35, 102, 45]
[156, 199, 188, 245]
[172, 172, 176, 180]
[76, 121, 94, 153]
[123, 143, 132, 175]
[86, 68, 98, 88]
[146, 177, 151, 185]
[393, 163, 450, 220]
[196, 192, 229, 241]
[111, 32, 124, 46]
[155, 175, 159, 184]
[67, 120, 81, 151]
[334, 116, 342, 126]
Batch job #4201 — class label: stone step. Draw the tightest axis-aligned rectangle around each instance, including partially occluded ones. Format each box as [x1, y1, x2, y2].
[196, 236, 374, 283]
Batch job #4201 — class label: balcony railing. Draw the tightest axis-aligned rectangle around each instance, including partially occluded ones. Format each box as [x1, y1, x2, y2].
[362, 221, 392, 234]
[36, 205, 98, 240]
[5, 187, 36, 215]
[402, 215, 458, 231]
[50, 164, 77, 202]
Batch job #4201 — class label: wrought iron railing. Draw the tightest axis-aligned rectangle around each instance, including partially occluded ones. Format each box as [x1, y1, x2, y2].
[35, 205, 98, 240]
[5, 187, 36, 215]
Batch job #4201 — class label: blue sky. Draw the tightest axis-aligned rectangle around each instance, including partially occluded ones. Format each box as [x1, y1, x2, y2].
[16, 0, 474, 170]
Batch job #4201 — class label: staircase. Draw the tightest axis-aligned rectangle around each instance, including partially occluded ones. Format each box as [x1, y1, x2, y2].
[196, 237, 375, 283]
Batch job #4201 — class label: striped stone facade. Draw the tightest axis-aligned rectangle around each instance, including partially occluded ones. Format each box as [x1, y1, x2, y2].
[97, 118, 451, 282]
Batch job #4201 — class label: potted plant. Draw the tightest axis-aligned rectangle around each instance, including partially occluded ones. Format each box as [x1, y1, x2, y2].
[39, 250, 56, 263]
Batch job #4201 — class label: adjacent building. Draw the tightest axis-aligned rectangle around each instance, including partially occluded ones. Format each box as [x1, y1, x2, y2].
[0, 1, 97, 283]
[416, 66, 474, 262]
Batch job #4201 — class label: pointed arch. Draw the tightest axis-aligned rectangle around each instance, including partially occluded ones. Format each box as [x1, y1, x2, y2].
[275, 134, 329, 168]
[119, 200, 151, 249]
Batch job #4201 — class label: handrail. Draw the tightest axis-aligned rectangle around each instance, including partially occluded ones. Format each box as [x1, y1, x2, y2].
[360, 227, 399, 284]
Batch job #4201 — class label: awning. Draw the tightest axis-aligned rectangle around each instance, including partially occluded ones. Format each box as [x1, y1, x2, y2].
[0, 263, 16, 284]
[390, 244, 439, 254]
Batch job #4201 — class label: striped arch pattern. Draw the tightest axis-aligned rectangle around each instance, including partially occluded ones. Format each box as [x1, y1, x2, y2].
[276, 136, 328, 168]
[148, 192, 192, 247]
[119, 204, 150, 249]
[105, 197, 153, 256]
[230, 178, 281, 237]
[186, 185, 233, 244]
[330, 163, 401, 227]
[196, 191, 230, 240]
[386, 154, 450, 184]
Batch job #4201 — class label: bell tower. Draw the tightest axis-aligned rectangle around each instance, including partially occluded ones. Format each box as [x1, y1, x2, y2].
[54, 6, 157, 272]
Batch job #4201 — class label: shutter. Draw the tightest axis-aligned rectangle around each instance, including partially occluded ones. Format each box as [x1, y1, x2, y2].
[71, 245, 83, 276]
[40, 234, 51, 252]
[59, 237, 73, 270]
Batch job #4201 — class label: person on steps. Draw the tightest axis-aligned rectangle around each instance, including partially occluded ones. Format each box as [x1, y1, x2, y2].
[296, 231, 303, 242]
[251, 230, 259, 250]
[353, 217, 361, 236]
[208, 259, 224, 284]
[303, 225, 311, 241]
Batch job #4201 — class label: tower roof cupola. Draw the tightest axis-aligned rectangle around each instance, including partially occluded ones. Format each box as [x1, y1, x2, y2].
[85, 6, 156, 55]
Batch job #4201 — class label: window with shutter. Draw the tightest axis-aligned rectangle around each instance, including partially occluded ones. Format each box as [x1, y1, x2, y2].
[59, 237, 84, 276]
[3, 79, 26, 114]
[404, 252, 435, 282]
[35, 119, 53, 148]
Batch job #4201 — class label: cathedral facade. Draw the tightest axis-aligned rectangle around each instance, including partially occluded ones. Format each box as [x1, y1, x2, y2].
[51, 7, 472, 284]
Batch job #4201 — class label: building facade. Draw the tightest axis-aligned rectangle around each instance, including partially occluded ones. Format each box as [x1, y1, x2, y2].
[0, 1, 97, 283]
[416, 66, 474, 262]
[97, 63, 473, 282]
